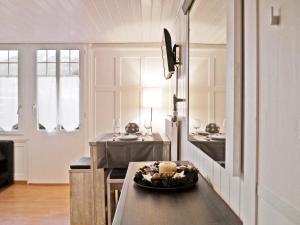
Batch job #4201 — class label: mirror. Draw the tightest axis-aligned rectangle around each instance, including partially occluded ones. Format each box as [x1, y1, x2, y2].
[188, 0, 228, 167]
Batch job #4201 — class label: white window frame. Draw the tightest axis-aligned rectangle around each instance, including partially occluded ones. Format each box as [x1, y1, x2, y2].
[35, 47, 82, 133]
[0, 48, 21, 135]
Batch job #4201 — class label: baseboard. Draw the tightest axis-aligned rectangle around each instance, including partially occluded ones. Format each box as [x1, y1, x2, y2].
[27, 183, 69, 186]
[14, 180, 27, 184]
[258, 185, 300, 225]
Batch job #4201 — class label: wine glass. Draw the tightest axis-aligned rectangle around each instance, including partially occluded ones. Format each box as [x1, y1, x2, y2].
[144, 120, 152, 136]
[192, 119, 202, 135]
[113, 118, 120, 135]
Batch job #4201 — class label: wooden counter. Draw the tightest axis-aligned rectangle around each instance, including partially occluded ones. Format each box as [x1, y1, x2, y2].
[113, 162, 242, 225]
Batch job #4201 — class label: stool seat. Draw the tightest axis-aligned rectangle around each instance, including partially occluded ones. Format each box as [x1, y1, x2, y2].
[70, 157, 90, 169]
[109, 168, 127, 179]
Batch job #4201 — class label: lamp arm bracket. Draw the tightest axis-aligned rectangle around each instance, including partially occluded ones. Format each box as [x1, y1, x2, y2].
[172, 94, 186, 122]
[173, 44, 181, 65]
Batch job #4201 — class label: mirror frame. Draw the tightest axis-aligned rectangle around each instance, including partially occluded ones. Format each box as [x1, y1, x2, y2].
[185, 0, 244, 176]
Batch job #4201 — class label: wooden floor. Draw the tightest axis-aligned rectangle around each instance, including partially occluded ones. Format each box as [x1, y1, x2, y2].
[0, 184, 70, 225]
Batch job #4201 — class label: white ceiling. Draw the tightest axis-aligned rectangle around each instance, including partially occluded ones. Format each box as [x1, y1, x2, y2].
[190, 0, 227, 44]
[0, 0, 182, 43]
[0, 0, 226, 44]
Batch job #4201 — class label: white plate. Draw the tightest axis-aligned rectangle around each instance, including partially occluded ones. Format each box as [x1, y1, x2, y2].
[117, 134, 138, 141]
[211, 134, 226, 140]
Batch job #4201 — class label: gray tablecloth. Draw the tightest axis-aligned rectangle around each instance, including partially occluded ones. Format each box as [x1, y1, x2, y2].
[188, 134, 225, 162]
[95, 133, 163, 168]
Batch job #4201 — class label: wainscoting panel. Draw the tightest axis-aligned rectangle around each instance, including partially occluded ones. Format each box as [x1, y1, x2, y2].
[184, 141, 242, 216]
[119, 57, 141, 87]
[120, 89, 140, 128]
[90, 46, 171, 137]
[94, 91, 116, 134]
[94, 55, 116, 87]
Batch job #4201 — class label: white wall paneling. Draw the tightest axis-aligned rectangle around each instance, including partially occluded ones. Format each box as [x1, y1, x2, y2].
[90, 46, 171, 138]
[189, 48, 227, 130]
[258, 0, 300, 224]
[94, 91, 116, 134]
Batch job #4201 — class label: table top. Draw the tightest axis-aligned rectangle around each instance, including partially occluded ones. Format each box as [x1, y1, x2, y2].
[89, 133, 170, 168]
[89, 133, 170, 146]
[113, 162, 242, 225]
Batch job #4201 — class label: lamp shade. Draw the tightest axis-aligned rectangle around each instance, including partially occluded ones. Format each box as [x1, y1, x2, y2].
[142, 88, 162, 108]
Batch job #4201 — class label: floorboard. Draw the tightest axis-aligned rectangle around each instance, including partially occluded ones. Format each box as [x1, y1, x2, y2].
[0, 184, 69, 225]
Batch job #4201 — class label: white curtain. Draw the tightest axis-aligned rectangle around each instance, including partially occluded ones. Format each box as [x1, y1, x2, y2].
[59, 76, 79, 131]
[37, 77, 57, 132]
[0, 77, 18, 131]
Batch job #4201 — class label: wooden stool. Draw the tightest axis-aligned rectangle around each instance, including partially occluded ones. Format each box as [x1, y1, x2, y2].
[69, 157, 92, 225]
[107, 168, 127, 225]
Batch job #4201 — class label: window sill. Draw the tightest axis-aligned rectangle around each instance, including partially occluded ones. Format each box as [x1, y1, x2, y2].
[37, 130, 80, 135]
[0, 133, 28, 143]
[0, 132, 24, 137]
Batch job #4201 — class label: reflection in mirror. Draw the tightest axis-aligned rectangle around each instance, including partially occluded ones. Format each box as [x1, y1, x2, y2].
[188, 0, 227, 167]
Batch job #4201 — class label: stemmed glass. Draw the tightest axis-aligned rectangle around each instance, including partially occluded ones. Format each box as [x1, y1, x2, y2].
[192, 119, 202, 135]
[113, 118, 120, 135]
[144, 120, 152, 136]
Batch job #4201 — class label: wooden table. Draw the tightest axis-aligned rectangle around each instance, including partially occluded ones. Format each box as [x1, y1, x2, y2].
[113, 162, 242, 225]
[189, 134, 225, 163]
[89, 134, 171, 225]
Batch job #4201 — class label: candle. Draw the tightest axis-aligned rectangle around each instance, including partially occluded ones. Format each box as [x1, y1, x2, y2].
[159, 162, 177, 175]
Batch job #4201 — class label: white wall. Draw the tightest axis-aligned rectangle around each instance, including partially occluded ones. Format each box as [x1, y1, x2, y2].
[258, 0, 300, 224]
[88, 44, 171, 144]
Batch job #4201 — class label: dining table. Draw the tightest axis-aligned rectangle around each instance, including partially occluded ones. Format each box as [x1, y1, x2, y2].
[88, 132, 171, 225]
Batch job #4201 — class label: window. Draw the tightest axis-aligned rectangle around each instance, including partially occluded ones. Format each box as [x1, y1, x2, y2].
[0, 50, 19, 131]
[36, 49, 80, 132]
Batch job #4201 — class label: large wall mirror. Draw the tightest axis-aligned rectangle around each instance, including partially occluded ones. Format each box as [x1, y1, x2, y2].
[187, 0, 243, 174]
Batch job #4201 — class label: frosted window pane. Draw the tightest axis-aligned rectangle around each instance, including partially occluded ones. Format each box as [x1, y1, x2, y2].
[70, 63, 79, 76]
[37, 77, 57, 131]
[0, 64, 8, 76]
[0, 51, 8, 62]
[9, 51, 18, 62]
[70, 50, 79, 62]
[37, 63, 46, 76]
[47, 63, 56, 76]
[37, 50, 46, 62]
[60, 63, 69, 76]
[47, 50, 56, 62]
[59, 77, 79, 131]
[0, 77, 18, 131]
[9, 64, 18, 76]
[60, 50, 69, 62]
